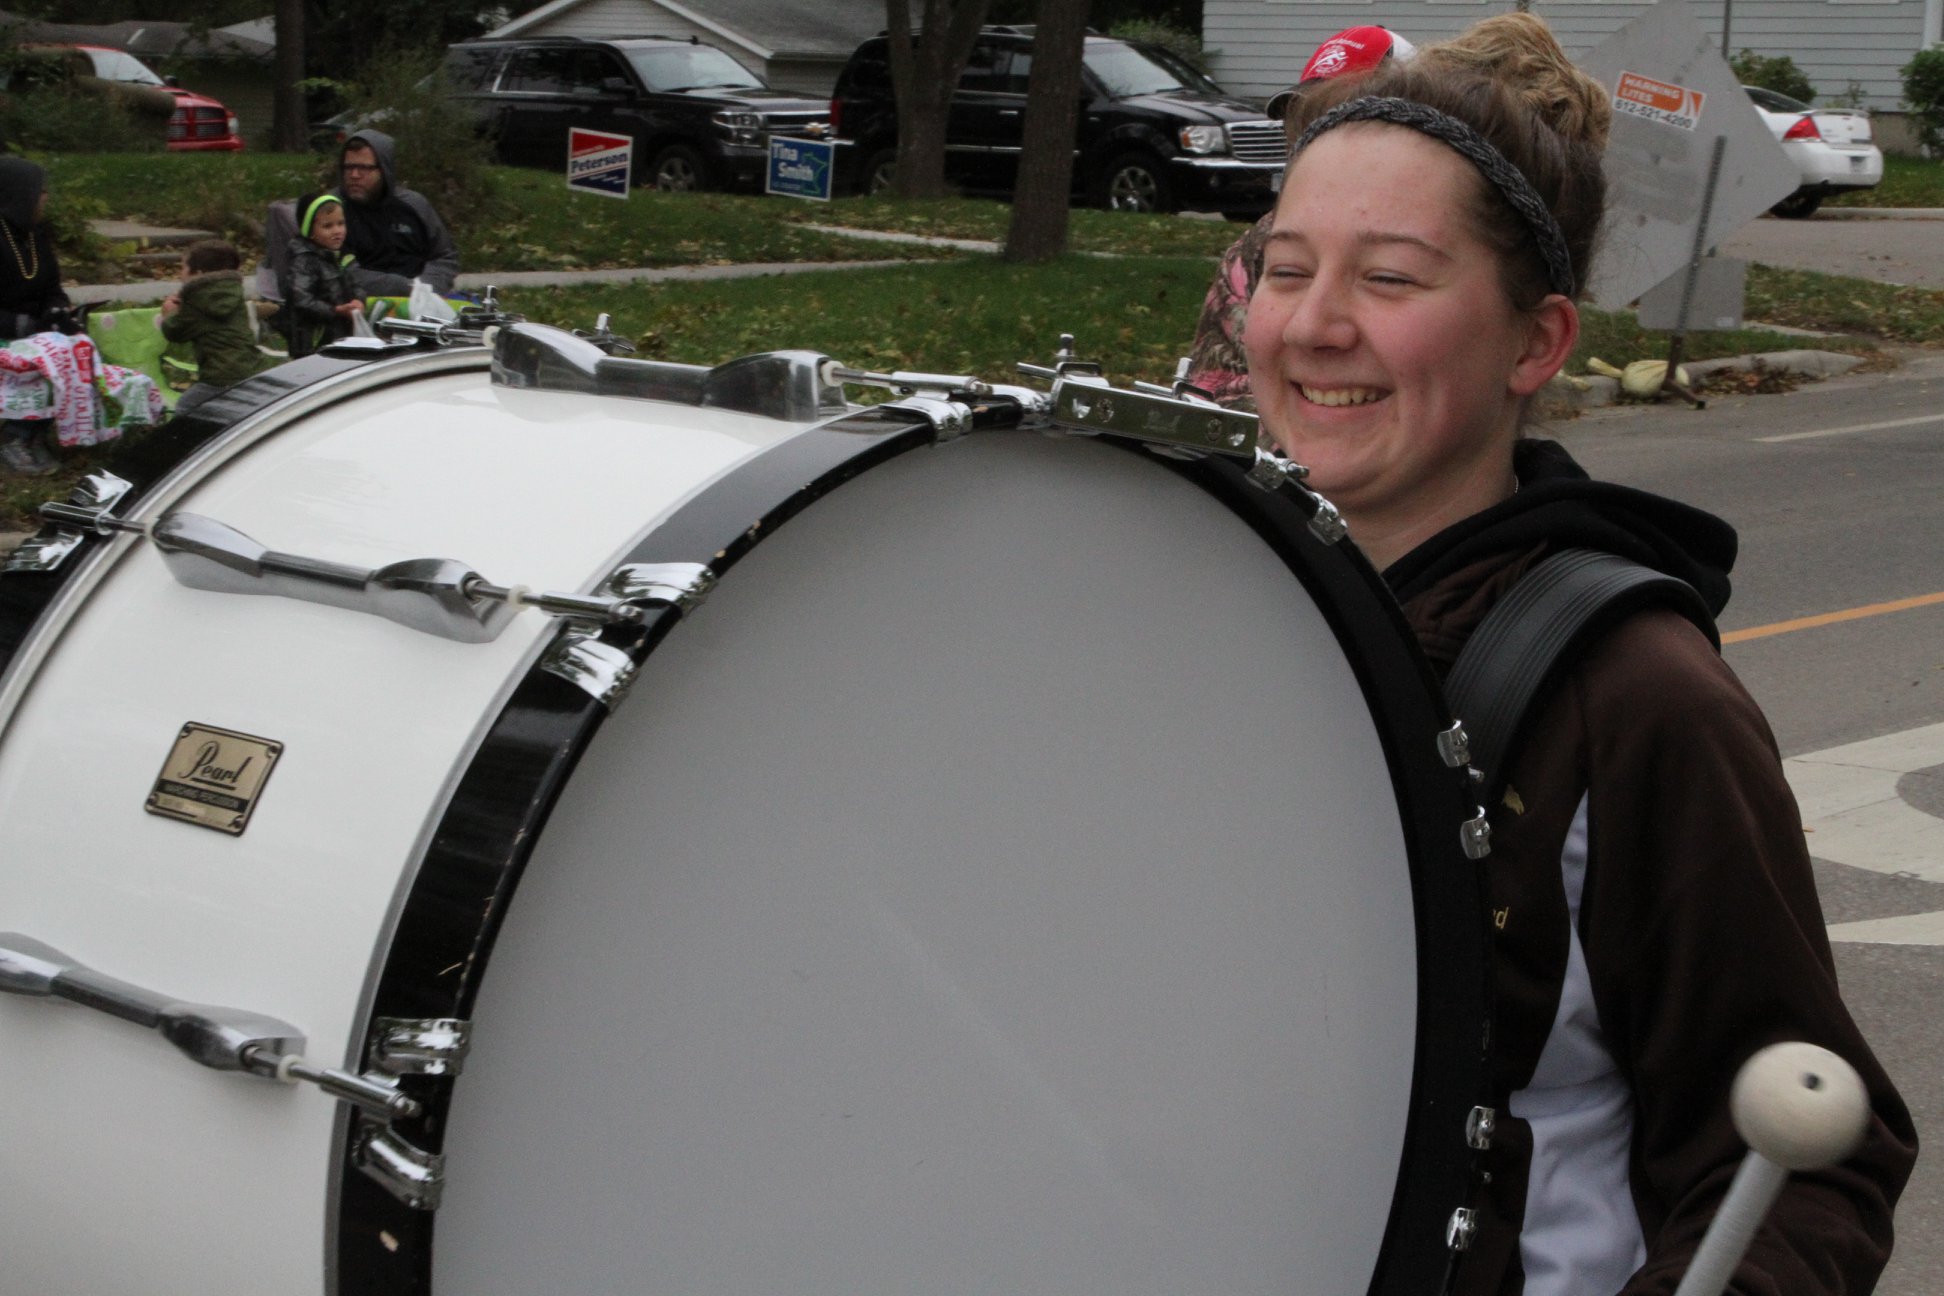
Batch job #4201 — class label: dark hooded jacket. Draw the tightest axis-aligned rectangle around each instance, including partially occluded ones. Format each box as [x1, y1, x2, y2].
[158, 269, 274, 389]
[336, 130, 459, 298]
[1414, 440, 1915, 1296]
[279, 233, 360, 359]
[0, 158, 69, 340]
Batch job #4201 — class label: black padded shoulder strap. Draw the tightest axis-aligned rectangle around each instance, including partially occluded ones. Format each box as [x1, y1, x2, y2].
[1443, 548, 1718, 801]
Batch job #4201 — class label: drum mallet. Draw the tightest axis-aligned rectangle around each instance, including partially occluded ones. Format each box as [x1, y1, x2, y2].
[1671, 1042, 1870, 1296]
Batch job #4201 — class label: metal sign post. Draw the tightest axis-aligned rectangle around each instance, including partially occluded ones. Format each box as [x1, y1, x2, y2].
[1660, 134, 1728, 407]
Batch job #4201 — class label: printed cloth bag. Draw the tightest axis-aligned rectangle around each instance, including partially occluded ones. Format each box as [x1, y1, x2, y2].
[0, 331, 166, 447]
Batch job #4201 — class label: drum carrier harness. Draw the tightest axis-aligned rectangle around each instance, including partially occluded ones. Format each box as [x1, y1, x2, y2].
[1443, 546, 1719, 810]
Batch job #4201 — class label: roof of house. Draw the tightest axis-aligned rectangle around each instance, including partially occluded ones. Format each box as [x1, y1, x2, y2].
[492, 0, 882, 59]
[0, 7, 274, 61]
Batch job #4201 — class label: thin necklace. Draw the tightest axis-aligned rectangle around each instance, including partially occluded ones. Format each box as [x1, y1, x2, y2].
[3, 221, 37, 280]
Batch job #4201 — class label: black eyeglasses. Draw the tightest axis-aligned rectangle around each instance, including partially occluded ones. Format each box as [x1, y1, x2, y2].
[342, 164, 380, 174]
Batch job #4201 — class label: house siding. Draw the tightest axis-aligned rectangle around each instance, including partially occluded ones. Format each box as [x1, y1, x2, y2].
[1204, 0, 1930, 111]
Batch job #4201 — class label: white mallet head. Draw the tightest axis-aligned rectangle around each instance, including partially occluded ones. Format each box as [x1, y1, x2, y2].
[1730, 1042, 1870, 1171]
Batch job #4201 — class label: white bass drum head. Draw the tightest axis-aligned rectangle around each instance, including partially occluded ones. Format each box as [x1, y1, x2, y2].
[434, 433, 1419, 1293]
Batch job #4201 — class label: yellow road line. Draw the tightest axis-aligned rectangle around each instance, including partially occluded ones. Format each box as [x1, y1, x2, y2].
[1722, 591, 1944, 644]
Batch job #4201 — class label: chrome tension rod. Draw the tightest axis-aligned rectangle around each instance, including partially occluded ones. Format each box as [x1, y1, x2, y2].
[0, 932, 415, 1119]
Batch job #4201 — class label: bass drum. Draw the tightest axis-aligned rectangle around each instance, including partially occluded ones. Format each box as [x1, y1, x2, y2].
[0, 332, 1485, 1295]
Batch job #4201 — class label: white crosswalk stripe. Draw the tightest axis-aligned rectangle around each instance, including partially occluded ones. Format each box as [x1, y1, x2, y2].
[1782, 721, 1944, 946]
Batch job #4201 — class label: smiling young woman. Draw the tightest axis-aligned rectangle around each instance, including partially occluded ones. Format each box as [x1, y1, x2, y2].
[1240, 14, 1918, 1296]
[1244, 122, 1574, 569]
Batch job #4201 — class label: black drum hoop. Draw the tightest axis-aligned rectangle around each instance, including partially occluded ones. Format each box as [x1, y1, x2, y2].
[330, 410, 1489, 1295]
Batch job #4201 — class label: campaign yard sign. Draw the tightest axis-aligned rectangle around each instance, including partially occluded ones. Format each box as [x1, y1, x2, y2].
[568, 128, 632, 198]
[767, 137, 835, 202]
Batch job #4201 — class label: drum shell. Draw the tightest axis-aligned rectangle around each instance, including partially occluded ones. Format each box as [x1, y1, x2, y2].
[0, 350, 827, 1294]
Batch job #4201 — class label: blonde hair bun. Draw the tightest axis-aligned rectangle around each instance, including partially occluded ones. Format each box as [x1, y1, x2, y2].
[1419, 12, 1611, 151]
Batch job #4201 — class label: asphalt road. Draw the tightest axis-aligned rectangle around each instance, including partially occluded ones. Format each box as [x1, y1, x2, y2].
[1723, 210, 1944, 289]
[1562, 354, 1944, 1294]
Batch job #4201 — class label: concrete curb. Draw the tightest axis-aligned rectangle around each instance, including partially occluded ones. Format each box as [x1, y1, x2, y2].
[1688, 349, 1867, 379]
[1811, 207, 1944, 221]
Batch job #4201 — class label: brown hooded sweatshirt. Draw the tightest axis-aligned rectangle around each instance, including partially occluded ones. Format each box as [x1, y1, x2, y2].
[1394, 439, 1915, 1296]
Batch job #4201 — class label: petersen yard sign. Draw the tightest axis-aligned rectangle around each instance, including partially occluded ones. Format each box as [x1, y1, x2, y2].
[567, 128, 632, 198]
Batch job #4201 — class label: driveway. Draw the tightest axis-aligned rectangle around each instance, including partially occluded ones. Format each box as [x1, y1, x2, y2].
[1721, 211, 1944, 289]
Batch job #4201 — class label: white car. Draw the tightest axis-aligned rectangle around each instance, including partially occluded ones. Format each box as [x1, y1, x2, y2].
[1744, 85, 1882, 218]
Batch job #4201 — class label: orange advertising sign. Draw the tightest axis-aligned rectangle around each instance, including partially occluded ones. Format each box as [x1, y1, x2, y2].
[1614, 71, 1705, 130]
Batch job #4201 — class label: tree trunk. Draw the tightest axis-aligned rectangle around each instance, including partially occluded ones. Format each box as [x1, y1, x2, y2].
[883, 0, 993, 199]
[271, 0, 307, 153]
[1002, 0, 1092, 263]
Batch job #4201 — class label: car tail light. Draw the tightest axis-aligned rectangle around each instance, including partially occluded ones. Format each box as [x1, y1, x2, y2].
[1783, 115, 1821, 142]
[830, 97, 842, 135]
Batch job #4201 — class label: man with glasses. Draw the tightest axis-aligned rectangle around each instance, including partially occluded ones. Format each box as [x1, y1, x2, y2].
[336, 129, 460, 299]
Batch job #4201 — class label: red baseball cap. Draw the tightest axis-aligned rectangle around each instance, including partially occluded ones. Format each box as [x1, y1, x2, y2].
[1266, 26, 1417, 120]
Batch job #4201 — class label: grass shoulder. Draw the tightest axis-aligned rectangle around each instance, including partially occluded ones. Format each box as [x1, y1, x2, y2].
[5, 253, 1888, 533]
[1827, 155, 1944, 210]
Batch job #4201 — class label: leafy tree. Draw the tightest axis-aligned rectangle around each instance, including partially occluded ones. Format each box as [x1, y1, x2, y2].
[1003, 0, 1090, 263]
[6, 0, 263, 22]
[1903, 46, 1944, 155]
[303, 0, 488, 87]
[318, 46, 500, 227]
[1729, 49, 1817, 104]
[1107, 18, 1206, 73]
[882, 0, 993, 199]
[0, 42, 167, 152]
[272, 0, 306, 152]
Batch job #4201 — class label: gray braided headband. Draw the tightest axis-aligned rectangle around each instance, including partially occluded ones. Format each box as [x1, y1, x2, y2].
[1292, 96, 1577, 298]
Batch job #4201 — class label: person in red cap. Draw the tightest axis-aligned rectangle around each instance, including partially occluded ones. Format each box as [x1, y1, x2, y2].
[1184, 26, 1416, 408]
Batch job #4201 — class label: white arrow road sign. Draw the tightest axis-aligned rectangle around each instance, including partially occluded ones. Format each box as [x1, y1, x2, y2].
[1782, 721, 1944, 946]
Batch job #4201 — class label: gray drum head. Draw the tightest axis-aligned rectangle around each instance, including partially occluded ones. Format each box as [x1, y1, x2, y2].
[434, 433, 1419, 1293]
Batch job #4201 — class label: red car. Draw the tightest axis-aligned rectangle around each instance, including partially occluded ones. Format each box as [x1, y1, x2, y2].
[32, 44, 244, 151]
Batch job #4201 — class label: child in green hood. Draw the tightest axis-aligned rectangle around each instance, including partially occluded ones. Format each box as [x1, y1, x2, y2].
[278, 193, 365, 358]
[160, 239, 276, 416]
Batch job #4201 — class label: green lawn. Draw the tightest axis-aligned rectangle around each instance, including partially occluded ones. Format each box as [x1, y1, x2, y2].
[491, 257, 1870, 380]
[20, 148, 1944, 531]
[1828, 154, 1944, 209]
[44, 151, 1234, 281]
[498, 256, 1217, 379]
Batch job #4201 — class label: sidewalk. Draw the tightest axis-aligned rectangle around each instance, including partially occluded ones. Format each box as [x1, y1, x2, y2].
[72, 258, 911, 308]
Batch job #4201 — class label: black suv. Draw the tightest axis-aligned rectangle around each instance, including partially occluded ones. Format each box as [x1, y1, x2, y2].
[444, 36, 831, 191]
[830, 27, 1284, 216]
